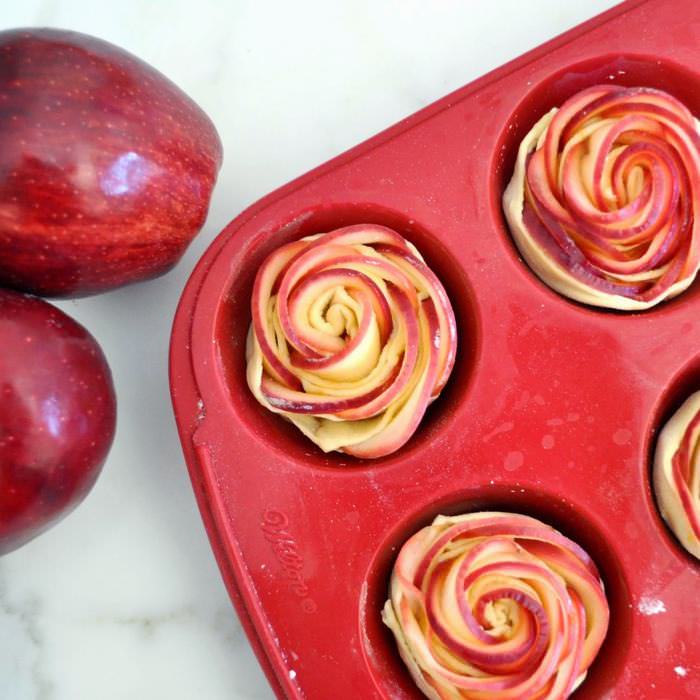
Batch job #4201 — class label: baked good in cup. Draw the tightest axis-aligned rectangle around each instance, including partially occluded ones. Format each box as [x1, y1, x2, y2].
[246, 224, 457, 459]
[383, 512, 609, 699]
[504, 85, 700, 310]
[653, 391, 700, 559]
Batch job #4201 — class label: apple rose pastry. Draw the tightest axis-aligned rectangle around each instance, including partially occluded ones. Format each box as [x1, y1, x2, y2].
[382, 512, 610, 700]
[245, 224, 457, 459]
[653, 391, 700, 559]
[503, 85, 700, 310]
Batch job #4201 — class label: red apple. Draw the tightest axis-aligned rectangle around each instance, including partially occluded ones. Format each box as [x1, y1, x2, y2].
[0, 28, 223, 297]
[0, 289, 116, 554]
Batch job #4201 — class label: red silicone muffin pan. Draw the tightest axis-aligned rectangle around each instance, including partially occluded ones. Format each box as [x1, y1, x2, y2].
[169, 1, 700, 697]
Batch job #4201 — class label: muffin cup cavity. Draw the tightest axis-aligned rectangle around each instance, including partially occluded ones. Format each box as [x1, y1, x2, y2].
[647, 354, 700, 564]
[491, 54, 700, 314]
[360, 487, 632, 700]
[213, 203, 480, 470]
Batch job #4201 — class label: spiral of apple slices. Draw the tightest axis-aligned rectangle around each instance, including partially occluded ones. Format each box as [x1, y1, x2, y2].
[245, 224, 457, 459]
[382, 512, 610, 700]
[503, 85, 700, 310]
[653, 391, 700, 559]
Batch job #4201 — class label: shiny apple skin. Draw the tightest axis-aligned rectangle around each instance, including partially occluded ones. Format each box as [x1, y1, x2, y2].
[0, 28, 223, 297]
[0, 289, 116, 554]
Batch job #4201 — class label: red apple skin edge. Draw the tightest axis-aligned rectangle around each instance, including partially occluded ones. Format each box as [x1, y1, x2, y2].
[0, 289, 117, 555]
[0, 28, 223, 298]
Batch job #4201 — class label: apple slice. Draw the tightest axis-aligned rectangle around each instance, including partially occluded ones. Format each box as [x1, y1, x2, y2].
[382, 512, 609, 700]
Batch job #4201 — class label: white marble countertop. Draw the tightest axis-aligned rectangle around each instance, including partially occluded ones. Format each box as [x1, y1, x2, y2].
[1, 1, 618, 698]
